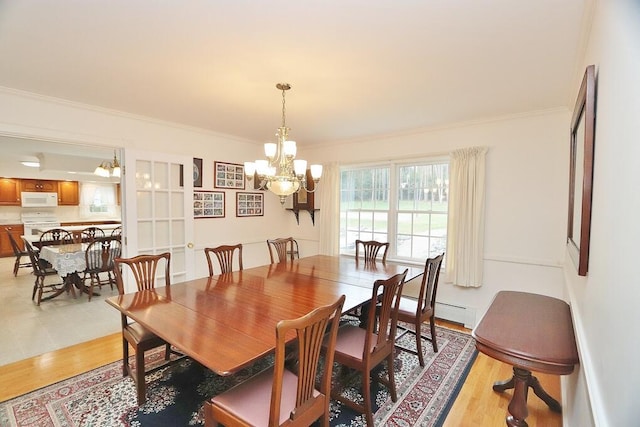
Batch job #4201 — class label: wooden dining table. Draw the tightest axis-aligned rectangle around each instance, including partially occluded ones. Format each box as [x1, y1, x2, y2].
[106, 255, 423, 376]
[38, 243, 90, 299]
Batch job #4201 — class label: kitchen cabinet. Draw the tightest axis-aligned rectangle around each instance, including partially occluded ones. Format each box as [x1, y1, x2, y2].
[20, 179, 58, 192]
[0, 178, 21, 205]
[0, 224, 24, 257]
[57, 181, 79, 205]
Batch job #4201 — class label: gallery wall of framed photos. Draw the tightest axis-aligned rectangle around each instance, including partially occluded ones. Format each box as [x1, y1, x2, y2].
[191, 159, 269, 219]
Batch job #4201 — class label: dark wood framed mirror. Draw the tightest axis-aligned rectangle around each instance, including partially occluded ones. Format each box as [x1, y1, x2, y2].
[567, 64, 596, 276]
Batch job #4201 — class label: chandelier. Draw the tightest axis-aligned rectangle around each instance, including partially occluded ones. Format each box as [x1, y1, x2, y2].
[244, 83, 322, 205]
[94, 150, 121, 178]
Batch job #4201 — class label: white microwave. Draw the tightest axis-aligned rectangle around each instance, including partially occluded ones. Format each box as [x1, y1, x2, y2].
[21, 192, 59, 207]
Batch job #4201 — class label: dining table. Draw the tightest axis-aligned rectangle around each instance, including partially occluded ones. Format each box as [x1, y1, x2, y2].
[38, 242, 95, 299]
[106, 254, 424, 377]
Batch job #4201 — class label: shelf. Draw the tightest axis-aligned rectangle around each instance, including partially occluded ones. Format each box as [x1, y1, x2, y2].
[286, 208, 319, 226]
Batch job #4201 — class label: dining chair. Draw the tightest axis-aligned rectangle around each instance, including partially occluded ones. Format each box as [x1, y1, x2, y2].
[205, 294, 345, 427]
[288, 238, 300, 259]
[267, 237, 296, 264]
[204, 244, 243, 276]
[81, 226, 106, 243]
[355, 239, 389, 263]
[22, 237, 65, 306]
[5, 228, 30, 276]
[327, 269, 407, 426]
[114, 252, 173, 405]
[349, 239, 390, 321]
[83, 237, 122, 300]
[396, 253, 445, 366]
[111, 225, 122, 238]
[38, 228, 73, 247]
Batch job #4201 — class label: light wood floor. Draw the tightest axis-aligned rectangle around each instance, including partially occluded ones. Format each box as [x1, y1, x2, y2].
[0, 321, 562, 426]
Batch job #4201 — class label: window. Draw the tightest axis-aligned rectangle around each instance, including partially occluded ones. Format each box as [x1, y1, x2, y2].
[340, 159, 449, 263]
[79, 183, 117, 217]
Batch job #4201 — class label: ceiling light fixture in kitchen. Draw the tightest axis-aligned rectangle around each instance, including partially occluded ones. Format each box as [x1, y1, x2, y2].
[94, 151, 121, 178]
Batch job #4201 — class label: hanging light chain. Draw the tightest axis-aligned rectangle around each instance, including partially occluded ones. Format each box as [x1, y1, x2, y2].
[281, 85, 287, 128]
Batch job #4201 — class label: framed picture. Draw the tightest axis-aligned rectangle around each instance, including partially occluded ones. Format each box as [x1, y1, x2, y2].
[214, 161, 245, 190]
[293, 169, 315, 210]
[194, 190, 225, 218]
[193, 158, 203, 187]
[567, 65, 596, 276]
[180, 157, 202, 187]
[236, 192, 264, 217]
[180, 158, 203, 187]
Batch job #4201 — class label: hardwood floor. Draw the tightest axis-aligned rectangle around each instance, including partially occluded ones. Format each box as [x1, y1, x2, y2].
[0, 321, 562, 426]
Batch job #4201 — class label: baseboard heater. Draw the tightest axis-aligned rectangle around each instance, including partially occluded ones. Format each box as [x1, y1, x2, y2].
[435, 302, 476, 329]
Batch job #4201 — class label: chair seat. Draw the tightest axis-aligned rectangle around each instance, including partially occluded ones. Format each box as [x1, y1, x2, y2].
[332, 325, 378, 361]
[397, 296, 426, 318]
[212, 366, 319, 426]
[123, 322, 165, 345]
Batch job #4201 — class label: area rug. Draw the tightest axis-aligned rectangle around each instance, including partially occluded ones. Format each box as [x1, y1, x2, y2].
[0, 324, 477, 426]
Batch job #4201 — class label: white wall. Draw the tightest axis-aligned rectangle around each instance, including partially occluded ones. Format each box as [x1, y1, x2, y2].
[300, 109, 570, 325]
[562, 0, 640, 425]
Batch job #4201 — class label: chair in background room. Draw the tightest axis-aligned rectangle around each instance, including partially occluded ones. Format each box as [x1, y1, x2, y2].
[111, 225, 122, 238]
[267, 237, 296, 264]
[114, 252, 173, 405]
[204, 244, 243, 276]
[355, 239, 389, 263]
[81, 226, 106, 243]
[396, 253, 445, 366]
[83, 237, 122, 300]
[5, 227, 30, 276]
[205, 295, 345, 427]
[38, 228, 73, 247]
[326, 269, 407, 426]
[22, 237, 64, 305]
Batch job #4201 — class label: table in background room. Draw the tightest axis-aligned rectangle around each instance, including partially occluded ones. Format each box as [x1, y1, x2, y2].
[39, 243, 92, 299]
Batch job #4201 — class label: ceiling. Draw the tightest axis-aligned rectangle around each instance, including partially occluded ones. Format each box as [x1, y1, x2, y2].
[0, 1, 588, 147]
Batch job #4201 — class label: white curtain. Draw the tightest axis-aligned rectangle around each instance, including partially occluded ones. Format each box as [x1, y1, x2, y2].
[318, 162, 340, 255]
[445, 147, 488, 287]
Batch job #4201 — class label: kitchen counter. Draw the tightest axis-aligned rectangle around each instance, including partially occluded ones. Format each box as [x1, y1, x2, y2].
[0, 220, 22, 225]
[33, 223, 121, 234]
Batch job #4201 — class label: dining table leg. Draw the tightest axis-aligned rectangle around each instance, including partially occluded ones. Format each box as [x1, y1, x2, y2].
[69, 272, 101, 297]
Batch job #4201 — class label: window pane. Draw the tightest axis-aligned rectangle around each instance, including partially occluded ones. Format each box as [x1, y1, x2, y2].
[412, 235, 430, 259]
[397, 212, 412, 234]
[360, 212, 373, 234]
[397, 234, 412, 257]
[413, 213, 430, 236]
[431, 213, 448, 236]
[373, 211, 388, 234]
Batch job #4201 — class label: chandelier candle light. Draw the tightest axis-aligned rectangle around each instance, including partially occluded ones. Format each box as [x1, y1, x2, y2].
[244, 83, 322, 205]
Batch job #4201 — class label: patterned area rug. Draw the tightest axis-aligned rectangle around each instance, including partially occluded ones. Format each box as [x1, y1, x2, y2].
[0, 324, 477, 426]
